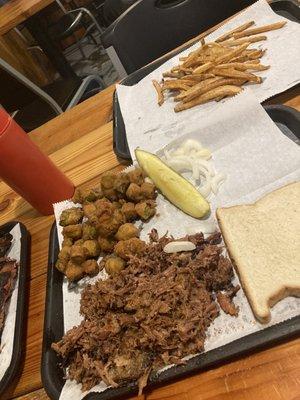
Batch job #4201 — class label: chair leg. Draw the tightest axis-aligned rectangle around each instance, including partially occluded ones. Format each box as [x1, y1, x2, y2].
[88, 33, 98, 45]
[73, 33, 86, 59]
[66, 75, 105, 110]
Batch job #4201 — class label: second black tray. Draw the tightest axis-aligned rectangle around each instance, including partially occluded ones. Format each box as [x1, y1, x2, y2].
[0, 221, 30, 396]
[113, 0, 300, 160]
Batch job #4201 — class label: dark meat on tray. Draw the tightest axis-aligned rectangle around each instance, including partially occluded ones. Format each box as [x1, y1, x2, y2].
[0, 257, 18, 339]
[0, 233, 13, 257]
[52, 231, 239, 394]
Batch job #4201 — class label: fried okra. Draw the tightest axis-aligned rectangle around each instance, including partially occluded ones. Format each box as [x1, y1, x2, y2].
[82, 223, 97, 240]
[72, 185, 103, 204]
[83, 240, 100, 258]
[62, 224, 82, 240]
[140, 182, 156, 199]
[98, 236, 116, 253]
[82, 259, 99, 276]
[58, 246, 71, 263]
[101, 172, 117, 190]
[115, 223, 139, 241]
[55, 260, 67, 273]
[126, 183, 142, 202]
[121, 202, 138, 221]
[128, 168, 144, 185]
[70, 243, 86, 264]
[65, 261, 84, 282]
[114, 238, 146, 260]
[60, 207, 83, 227]
[102, 188, 118, 202]
[83, 203, 97, 219]
[135, 201, 156, 220]
[62, 237, 73, 247]
[113, 173, 130, 195]
[97, 209, 125, 237]
[104, 256, 126, 275]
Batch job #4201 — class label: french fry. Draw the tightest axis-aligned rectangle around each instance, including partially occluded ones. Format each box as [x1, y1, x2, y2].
[181, 78, 246, 103]
[212, 68, 262, 83]
[179, 67, 194, 74]
[215, 42, 250, 64]
[152, 80, 164, 106]
[221, 35, 267, 47]
[193, 61, 214, 74]
[174, 77, 221, 102]
[162, 71, 185, 78]
[233, 21, 286, 38]
[182, 73, 216, 81]
[174, 85, 243, 112]
[216, 62, 270, 71]
[178, 79, 198, 86]
[162, 81, 190, 91]
[216, 20, 255, 42]
[244, 59, 260, 64]
[247, 49, 266, 60]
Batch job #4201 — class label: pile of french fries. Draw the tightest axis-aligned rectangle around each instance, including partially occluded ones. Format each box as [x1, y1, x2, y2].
[152, 21, 286, 112]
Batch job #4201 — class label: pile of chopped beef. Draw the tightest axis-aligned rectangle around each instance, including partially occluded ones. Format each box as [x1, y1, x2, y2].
[0, 257, 18, 340]
[52, 231, 239, 393]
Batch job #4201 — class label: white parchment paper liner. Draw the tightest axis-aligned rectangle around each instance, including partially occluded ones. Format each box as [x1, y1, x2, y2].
[54, 90, 300, 399]
[0, 224, 21, 382]
[116, 0, 300, 159]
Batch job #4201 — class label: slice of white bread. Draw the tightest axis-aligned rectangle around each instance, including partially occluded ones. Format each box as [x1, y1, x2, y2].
[216, 182, 300, 323]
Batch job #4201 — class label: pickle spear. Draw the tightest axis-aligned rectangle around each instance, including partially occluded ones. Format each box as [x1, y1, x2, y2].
[135, 148, 210, 218]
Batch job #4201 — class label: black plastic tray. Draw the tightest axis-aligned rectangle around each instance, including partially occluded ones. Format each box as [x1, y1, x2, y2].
[0, 221, 30, 396]
[113, 0, 300, 160]
[42, 219, 300, 400]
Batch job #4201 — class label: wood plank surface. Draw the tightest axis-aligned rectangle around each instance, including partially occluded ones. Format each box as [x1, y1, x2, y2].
[0, 0, 54, 36]
[29, 85, 116, 155]
[0, 30, 54, 86]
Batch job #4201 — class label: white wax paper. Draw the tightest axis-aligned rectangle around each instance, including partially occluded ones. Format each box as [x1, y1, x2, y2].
[116, 0, 300, 159]
[0, 224, 21, 382]
[54, 89, 300, 399]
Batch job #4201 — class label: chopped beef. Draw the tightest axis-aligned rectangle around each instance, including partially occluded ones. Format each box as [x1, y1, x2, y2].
[52, 231, 238, 393]
[0, 233, 12, 257]
[217, 285, 240, 316]
[0, 257, 18, 340]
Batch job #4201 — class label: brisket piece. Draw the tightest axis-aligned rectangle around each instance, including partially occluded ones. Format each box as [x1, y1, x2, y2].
[0, 233, 13, 257]
[0, 257, 18, 340]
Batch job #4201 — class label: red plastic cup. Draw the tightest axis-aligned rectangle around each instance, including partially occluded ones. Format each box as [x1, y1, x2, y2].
[0, 108, 74, 215]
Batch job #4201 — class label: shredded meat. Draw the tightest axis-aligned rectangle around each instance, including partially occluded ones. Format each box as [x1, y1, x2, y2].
[0, 257, 18, 340]
[52, 231, 238, 392]
[217, 285, 240, 316]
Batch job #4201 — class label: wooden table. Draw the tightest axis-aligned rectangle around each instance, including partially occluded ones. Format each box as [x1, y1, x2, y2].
[0, 0, 77, 79]
[1, 30, 300, 400]
[0, 0, 54, 36]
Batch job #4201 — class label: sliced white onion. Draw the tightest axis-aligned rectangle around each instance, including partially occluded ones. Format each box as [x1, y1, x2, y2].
[162, 138, 225, 200]
[195, 148, 212, 160]
[198, 180, 212, 198]
[211, 173, 226, 194]
[167, 159, 192, 172]
[182, 139, 203, 152]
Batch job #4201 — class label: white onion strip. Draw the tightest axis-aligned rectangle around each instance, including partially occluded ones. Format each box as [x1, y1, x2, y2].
[162, 139, 226, 199]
